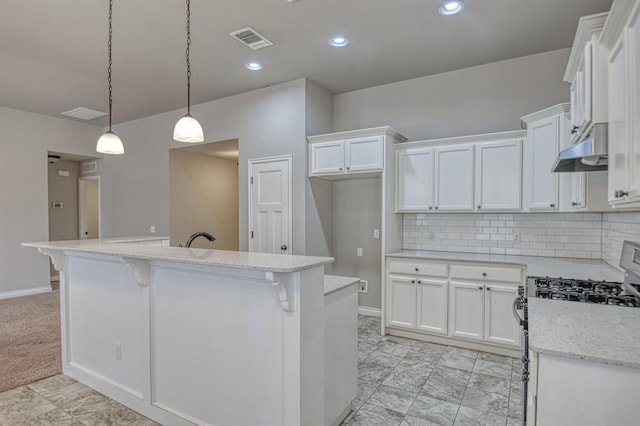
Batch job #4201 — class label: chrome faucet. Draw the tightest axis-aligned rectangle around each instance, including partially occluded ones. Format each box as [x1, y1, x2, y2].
[184, 231, 216, 248]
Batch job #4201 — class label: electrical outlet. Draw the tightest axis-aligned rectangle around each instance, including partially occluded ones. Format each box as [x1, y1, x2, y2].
[357, 247, 363, 257]
[373, 229, 380, 239]
[114, 343, 122, 360]
[358, 280, 368, 293]
[513, 233, 521, 243]
[149, 225, 156, 234]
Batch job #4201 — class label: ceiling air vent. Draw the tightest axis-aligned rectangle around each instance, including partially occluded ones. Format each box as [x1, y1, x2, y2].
[61, 107, 107, 121]
[229, 27, 273, 50]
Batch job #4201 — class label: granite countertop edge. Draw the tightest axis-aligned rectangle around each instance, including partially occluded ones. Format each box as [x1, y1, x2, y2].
[23, 240, 334, 273]
[324, 275, 360, 296]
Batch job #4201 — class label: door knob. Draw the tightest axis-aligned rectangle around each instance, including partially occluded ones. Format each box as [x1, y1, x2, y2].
[281, 244, 287, 251]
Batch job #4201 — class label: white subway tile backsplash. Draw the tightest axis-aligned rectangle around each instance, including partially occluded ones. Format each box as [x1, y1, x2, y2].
[601, 213, 640, 268]
[402, 213, 603, 259]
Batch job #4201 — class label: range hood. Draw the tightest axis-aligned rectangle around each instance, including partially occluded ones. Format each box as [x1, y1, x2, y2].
[552, 123, 608, 172]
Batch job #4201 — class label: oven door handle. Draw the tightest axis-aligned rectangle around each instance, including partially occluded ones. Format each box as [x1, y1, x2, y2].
[513, 297, 523, 326]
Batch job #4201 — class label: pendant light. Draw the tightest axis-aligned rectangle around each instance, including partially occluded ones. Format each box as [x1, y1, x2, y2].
[96, 0, 124, 154]
[173, 0, 204, 143]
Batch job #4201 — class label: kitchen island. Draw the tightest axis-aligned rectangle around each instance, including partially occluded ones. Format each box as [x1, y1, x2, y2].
[24, 239, 351, 426]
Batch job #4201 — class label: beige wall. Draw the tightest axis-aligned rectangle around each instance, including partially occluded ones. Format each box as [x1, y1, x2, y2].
[48, 160, 80, 241]
[333, 49, 571, 139]
[85, 179, 99, 238]
[0, 106, 102, 295]
[332, 178, 382, 309]
[169, 150, 239, 250]
[102, 79, 310, 254]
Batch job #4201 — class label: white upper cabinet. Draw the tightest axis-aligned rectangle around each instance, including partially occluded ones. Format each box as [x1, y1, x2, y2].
[570, 172, 587, 209]
[475, 139, 523, 211]
[395, 131, 525, 213]
[396, 147, 434, 211]
[434, 145, 475, 211]
[564, 13, 609, 144]
[310, 141, 344, 175]
[307, 127, 407, 179]
[524, 114, 561, 210]
[345, 136, 384, 173]
[601, 1, 640, 208]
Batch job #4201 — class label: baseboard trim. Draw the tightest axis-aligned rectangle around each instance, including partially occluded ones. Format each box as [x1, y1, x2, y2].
[357, 306, 382, 317]
[0, 286, 52, 300]
[50, 274, 60, 282]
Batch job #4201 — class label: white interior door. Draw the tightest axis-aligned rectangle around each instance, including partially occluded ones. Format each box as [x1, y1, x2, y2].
[78, 176, 100, 239]
[249, 156, 292, 254]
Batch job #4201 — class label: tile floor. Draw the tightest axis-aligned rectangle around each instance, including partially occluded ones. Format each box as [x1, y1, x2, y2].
[0, 315, 523, 425]
[344, 315, 524, 426]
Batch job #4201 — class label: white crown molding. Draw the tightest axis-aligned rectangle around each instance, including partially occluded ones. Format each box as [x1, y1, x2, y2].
[307, 126, 408, 144]
[520, 103, 571, 128]
[563, 12, 609, 82]
[395, 129, 527, 150]
[600, 0, 639, 48]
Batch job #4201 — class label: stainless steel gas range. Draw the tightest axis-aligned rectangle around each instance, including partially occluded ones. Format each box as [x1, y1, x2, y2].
[512, 240, 640, 425]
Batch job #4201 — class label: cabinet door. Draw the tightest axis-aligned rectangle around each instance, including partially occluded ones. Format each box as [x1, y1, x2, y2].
[310, 141, 344, 175]
[570, 172, 586, 209]
[417, 277, 448, 335]
[526, 115, 559, 210]
[475, 140, 522, 211]
[449, 281, 484, 341]
[484, 284, 521, 347]
[570, 77, 579, 141]
[396, 148, 434, 211]
[608, 37, 629, 203]
[387, 275, 416, 329]
[628, 7, 640, 203]
[345, 136, 384, 173]
[434, 145, 474, 211]
[582, 42, 593, 132]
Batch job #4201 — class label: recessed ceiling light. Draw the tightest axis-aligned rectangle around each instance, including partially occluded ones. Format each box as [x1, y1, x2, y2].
[439, 1, 464, 16]
[245, 61, 263, 71]
[329, 35, 349, 47]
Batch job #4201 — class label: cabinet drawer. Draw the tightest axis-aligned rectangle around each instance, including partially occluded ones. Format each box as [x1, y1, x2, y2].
[449, 264, 522, 283]
[388, 260, 448, 277]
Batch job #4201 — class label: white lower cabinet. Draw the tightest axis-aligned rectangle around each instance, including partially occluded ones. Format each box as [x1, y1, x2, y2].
[386, 258, 523, 350]
[484, 284, 521, 346]
[387, 276, 417, 329]
[417, 278, 448, 335]
[449, 281, 485, 341]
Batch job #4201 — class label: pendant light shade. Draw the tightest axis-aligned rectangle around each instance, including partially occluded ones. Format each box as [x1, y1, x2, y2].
[97, 0, 124, 154]
[174, 113, 204, 142]
[96, 131, 124, 154]
[174, 0, 204, 143]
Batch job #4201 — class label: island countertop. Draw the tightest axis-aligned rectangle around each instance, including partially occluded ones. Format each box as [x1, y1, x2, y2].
[528, 298, 640, 369]
[23, 239, 333, 273]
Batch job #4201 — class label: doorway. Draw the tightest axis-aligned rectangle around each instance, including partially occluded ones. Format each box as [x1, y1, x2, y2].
[169, 139, 239, 249]
[78, 176, 100, 239]
[248, 155, 292, 254]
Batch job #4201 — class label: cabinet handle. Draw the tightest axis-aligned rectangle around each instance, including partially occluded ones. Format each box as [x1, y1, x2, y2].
[571, 125, 579, 135]
[411, 280, 415, 284]
[477, 205, 482, 209]
[550, 203, 556, 208]
[417, 280, 422, 284]
[478, 286, 483, 290]
[339, 167, 343, 171]
[428, 206, 433, 210]
[346, 167, 350, 171]
[415, 267, 419, 272]
[619, 190, 629, 198]
[571, 202, 578, 206]
[487, 287, 491, 291]
[435, 206, 439, 210]
[482, 272, 487, 277]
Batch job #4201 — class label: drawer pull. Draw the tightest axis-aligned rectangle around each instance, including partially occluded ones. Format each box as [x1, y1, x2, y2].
[487, 287, 491, 291]
[415, 267, 419, 272]
[478, 286, 483, 290]
[411, 280, 415, 284]
[482, 272, 487, 277]
[417, 280, 422, 284]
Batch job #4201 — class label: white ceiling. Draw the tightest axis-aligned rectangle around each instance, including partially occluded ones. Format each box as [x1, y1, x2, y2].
[0, 0, 613, 126]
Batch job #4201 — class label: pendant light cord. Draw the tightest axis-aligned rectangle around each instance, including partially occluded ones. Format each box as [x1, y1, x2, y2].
[107, 0, 114, 130]
[185, 0, 192, 114]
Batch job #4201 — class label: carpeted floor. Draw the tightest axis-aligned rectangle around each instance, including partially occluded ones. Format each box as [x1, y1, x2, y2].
[0, 287, 62, 392]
